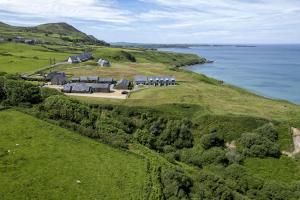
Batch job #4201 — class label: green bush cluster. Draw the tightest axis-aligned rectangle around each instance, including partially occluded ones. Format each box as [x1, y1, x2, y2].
[237, 123, 280, 158]
[133, 117, 194, 152]
[0, 76, 42, 106]
[161, 168, 193, 200]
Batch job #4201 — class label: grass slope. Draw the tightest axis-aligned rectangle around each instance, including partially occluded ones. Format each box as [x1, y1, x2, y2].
[0, 109, 149, 200]
[0, 22, 107, 46]
[0, 43, 80, 73]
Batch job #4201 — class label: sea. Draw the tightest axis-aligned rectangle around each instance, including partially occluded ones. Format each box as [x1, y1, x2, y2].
[160, 45, 300, 104]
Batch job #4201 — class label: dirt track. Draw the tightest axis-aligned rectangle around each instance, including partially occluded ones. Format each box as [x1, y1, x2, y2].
[65, 90, 129, 99]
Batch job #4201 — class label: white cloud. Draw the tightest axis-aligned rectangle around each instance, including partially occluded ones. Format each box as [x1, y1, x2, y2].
[0, 0, 133, 24]
[1, 0, 300, 43]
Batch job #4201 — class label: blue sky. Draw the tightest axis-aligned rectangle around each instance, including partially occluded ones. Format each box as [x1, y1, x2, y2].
[0, 0, 300, 44]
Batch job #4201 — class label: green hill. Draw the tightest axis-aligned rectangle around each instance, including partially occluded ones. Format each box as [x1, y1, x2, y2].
[0, 22, 108, 46]
[0, 109, 150, 200]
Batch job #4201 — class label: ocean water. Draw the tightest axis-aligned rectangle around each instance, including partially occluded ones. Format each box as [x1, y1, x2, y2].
[160, 45, 300, 104]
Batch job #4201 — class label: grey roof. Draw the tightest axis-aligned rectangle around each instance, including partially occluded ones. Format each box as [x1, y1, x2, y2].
[98, 59, 110, 66]
[135, 76, 147, 82]
[63, 84, 72, 92]
[134, 75, 176, 83]
[79, 52, 92, 61]
[71, 77, 80, 81]
[69, 52, 92, 62]
[46, 72, 65, 80]
[80, 76, 88, 81]
[115, 79, 130, 88]
[64, 83, 91, 92]
[88, 76, 99, 81]
[69, 56, 80, 62]
[99, 77, 114, 83]
[88, 83, 110, 89]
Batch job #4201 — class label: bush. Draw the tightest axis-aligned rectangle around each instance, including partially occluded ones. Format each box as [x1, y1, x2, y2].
[157, 119, 193, 150]
[40, 87, 63, 100]
[161, 168, 193, 200]
[255, 123, 278, 142]
[3, 79, 41, 105]
[192, 171, 234, 200]
[237, 132, 280, 158]
[199, 147, 228, 166]
[0, 77, 6, 101]
[133, 129, 156, 149]
[200, 132, 225, 150]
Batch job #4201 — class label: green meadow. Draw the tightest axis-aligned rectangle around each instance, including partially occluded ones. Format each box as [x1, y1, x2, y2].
[0, 109, 150, 200]
[1, 24, 300, 198]
[0, 43, 78, 73]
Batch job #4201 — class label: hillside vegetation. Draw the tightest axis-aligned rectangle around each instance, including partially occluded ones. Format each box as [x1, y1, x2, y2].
[0, 22, 108, 46]
[0, 109, 150, 200]
[1, 22, 300, 200]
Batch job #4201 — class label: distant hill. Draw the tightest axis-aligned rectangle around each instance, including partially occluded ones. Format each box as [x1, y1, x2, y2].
[0, 22, 109, 46]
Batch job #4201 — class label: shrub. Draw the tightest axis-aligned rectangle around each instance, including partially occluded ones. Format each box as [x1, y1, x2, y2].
[161, 168, 193, 200]
[192, 171, 234, 200]
[133, 129, 155, 148]
[237, 132, 280, 158]
[199, 147, 228, 166]
[157, 119, 193, 150]
[200, 132, 225, 150]
[3, 79, 41, 105]
[40, 87, 63, 100]
[0, 77, 5, 101]
[255, 123, 278, 142]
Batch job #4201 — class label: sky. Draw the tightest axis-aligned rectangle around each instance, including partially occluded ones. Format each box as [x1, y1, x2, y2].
[0, 0, 300, 44]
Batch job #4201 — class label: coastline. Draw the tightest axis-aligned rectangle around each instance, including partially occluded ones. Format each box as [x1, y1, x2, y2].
[160, 46, 300, 105]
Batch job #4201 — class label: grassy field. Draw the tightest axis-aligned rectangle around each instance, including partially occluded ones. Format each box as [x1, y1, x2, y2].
[244, 157, 300, 184]
[0, 43, 80, 73]
[0, 109, 150, 200]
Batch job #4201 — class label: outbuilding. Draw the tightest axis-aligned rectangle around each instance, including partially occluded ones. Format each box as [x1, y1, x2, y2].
[114, 79, 130, 90]
[46, 72, 67, 85]
[63, 83, 92, 93]
[97, 59, 111, 67]
[135, 76, 148, 85]
[99, 77, 114, 84]
[88, 83, 111, 93]
[68, 52, 92, 64]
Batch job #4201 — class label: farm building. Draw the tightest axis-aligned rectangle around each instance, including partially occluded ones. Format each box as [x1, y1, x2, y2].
[24, 39, 37, 45]
[63, 83, 110, 93]
[71, 77, 80, 82]
[88, 83, 111, 93]
[97, 59, 111, 67]
[114, 79, 130, 90]
[135, 76, 176, 86]
[68, 52, 92, 64]
[51, 74, 67, 85]
[68, 56, 81, 63]
[46, 72, 67, 85]
[99, 77, 114, 84]
[63, 83, 91, 93]
[135, 76, 148, 85]
[71, 76, 114, 84]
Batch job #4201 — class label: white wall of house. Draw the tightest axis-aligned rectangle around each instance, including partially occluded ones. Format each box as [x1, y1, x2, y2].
[68, 57, 73, 63]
